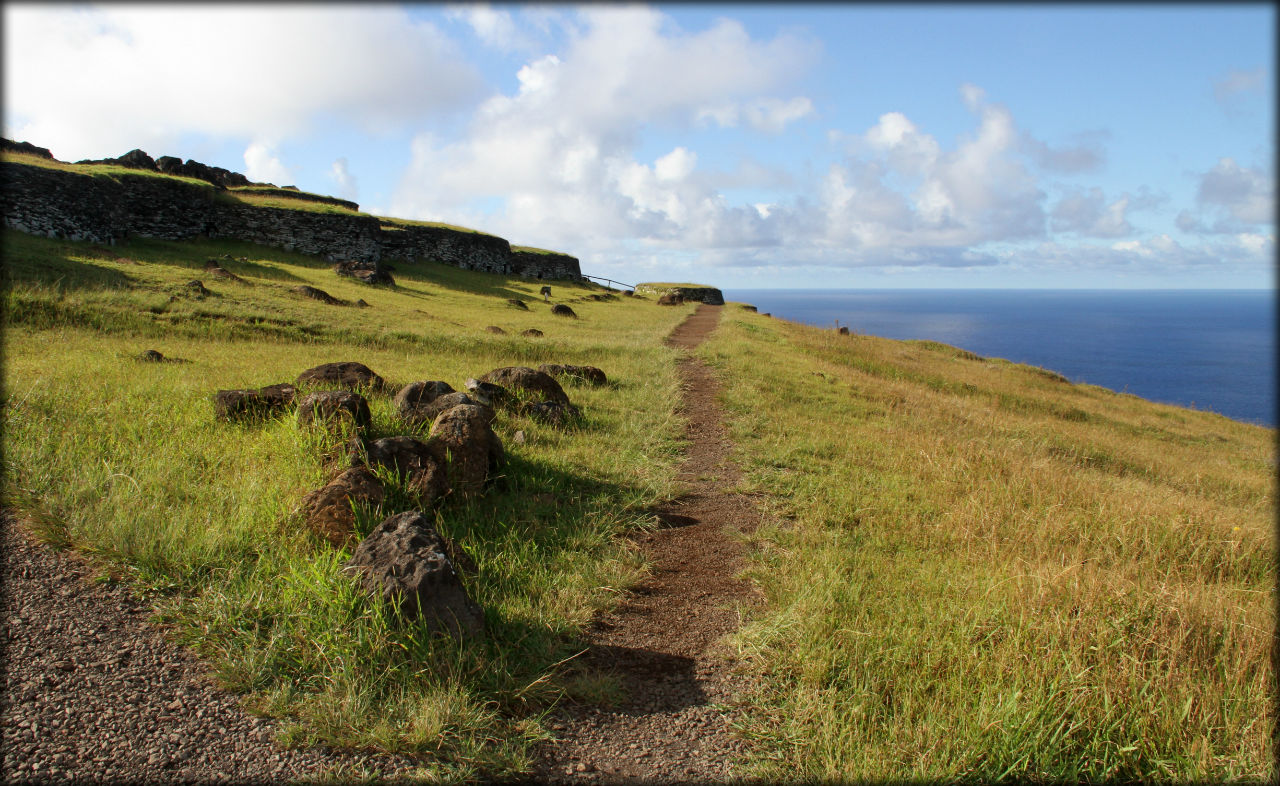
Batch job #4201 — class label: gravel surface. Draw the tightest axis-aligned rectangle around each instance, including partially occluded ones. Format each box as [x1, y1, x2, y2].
[534, 305, 767, 783]
[0, 512, 429, 783]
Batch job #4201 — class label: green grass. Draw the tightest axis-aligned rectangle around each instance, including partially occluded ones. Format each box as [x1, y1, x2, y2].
[635, 281, 714, 290]
[3, 224, 1272, 781]
[2, 227, 697, 780]
[699, 309, 1273, 782]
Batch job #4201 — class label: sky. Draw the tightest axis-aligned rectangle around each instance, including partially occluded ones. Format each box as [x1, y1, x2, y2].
[3, 3, 1274, 289]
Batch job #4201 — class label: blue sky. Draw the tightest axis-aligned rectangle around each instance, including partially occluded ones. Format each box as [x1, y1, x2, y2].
[4, 4, 1273, 288]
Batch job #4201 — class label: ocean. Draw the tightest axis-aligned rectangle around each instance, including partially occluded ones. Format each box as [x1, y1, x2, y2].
[722, 289, 1276, 428]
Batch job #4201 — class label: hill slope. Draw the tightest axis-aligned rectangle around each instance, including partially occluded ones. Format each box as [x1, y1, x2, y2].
[1, 227, 1272, 781]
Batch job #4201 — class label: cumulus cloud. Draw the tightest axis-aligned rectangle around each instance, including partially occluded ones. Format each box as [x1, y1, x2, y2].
[329, 158, 358, 202]
[822, 86, 1048, 251]
[1020, 130, 1107, 173]
[445, 3, 531, 51]
[2, 4, 484, 160]
[243, 141, 293, 187]
[1050, 188, 1133, 238]
[390, 6, 819, 252]
[1177, 157, 1275, 234]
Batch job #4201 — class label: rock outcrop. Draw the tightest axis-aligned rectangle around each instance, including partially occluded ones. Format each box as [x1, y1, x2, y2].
[2, 141, 584, 280]
[296, 362, 386, 393]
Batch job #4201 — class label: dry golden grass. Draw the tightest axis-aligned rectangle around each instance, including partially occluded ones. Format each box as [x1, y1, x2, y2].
[702, 308, 1273, 781]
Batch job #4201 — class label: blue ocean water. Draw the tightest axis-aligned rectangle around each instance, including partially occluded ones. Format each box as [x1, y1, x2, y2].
[722, 289, 1276, 427]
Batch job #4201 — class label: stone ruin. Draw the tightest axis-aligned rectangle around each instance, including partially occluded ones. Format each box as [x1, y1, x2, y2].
[208, 357, 606, 639]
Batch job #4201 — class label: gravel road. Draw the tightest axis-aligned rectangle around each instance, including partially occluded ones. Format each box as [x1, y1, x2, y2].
[1, 512, 427, 783]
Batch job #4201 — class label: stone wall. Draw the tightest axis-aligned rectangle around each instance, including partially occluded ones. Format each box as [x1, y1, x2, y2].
[510, 250, 583, 280]
[1, 156, 583, 280]
[378, 223, 518, 275]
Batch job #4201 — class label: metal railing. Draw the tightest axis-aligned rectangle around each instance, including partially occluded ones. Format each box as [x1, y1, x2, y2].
[581, 274, 635, 290]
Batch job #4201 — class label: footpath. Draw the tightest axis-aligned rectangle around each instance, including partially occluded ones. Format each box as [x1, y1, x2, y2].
[536, 303, 766, 783]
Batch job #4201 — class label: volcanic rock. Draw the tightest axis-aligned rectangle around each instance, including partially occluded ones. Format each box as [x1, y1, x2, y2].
[297, 467, 385, 548]
[343, 511, 484, 636]
[428, 404, 504, 497]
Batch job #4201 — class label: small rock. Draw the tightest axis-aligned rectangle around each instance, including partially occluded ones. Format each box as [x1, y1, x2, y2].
[521, 328, 544, 338]
[484, 325, 506, 334]
[296, 390, 371, 431]
[550, 303, 576, 318]
[343, 511, 483, 636]
[296, 361, 386, 393]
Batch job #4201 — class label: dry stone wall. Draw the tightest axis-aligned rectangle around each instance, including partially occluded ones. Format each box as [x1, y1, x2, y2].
[2, 148, 583, 280]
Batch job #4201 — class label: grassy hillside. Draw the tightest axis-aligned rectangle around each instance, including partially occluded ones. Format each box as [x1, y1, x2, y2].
[2, 228, 694, 780]
[702, 307, 1273, 781]
[2, 228, 1273, 781]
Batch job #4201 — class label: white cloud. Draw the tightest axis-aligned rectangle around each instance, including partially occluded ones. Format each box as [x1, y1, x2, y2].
[390, 6, 819, 252]
[1050, 188, 1133, 238]
[329, 157, 358, 202]
[445, 3, 525, 50]
[2, 4, 484, 160]
[243, 141, 292, 187]
[1213, 67, 1265, 105]
[1196, 157, 1274, 224]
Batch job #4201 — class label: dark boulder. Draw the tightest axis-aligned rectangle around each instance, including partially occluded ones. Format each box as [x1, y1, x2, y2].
[428, 404, 504, 497]
[477, 366, 570, 406]
[296, 361, 386, 393]
[204, 260, 247, 284]
[550, 304, 576, 318]
[333, 259, 394, 286]
[365, 436, 449, 505]
[507, 298, 529, 310]
[293, 285, 345, 305]
[740, 304, 757, 312]
[521, 329, 544, 338]
[403, 391, 491, 429]
[462, 379, 512, 409]
[138, 349, 165, 363]
[213, 383, 297, 421]
[485, 326, 506, 335]
[297, 466, 384, 548]
[537, 364, 607, 387]
[297, 390, 371, 431]
[185, 280, 212, 298]
[393, 381, 456, 414]
[2, 139, 53, 159]
[343, 511, 483, 636]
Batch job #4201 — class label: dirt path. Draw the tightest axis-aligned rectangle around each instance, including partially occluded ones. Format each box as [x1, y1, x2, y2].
[534, 304, 765, 783]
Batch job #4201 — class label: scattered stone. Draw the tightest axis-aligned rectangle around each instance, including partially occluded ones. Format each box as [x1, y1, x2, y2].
[184, 280, 212, 298]
[428, 404, 504, 497]
[478, 367, 571, 406]
[507, 298, 529, 310]
[623, 290, 634, 296]
[551, 304, 577, 318]
[203, 260, 247, 284]
[296, 390, 371, 431]
[364, 436, 449, 506]
[740, 304, 757, 312]
[513, 430, 527, 445]
[297, 467, 385, 548]
[838, 326, 850, 335]
[521, 328, 544, 338]
[138, 349, 165, 362]
[485, 326, 506, 335]
[657, 292, 684, 306]
[343, 511, 484, 637]
[292, 285, 345, 306]
[213, 383, 297, 421]
[403, 391, 492, 429]
[393, 381, 456, 416]
[462, 379, 512, 409]
[296, 361, 386, 393]
[333, 260, 394, 287]
[355, 299, 370, 308]
[538, 364, 607, 387]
